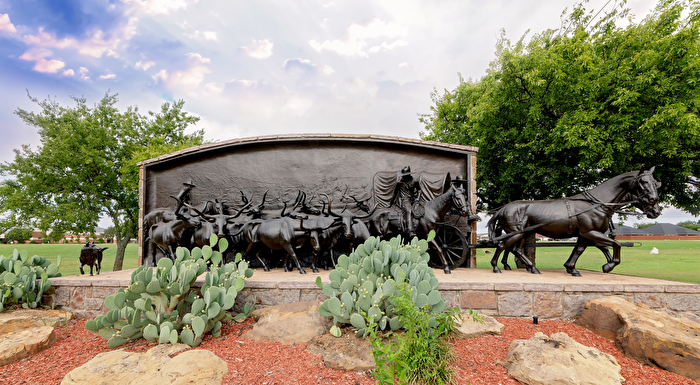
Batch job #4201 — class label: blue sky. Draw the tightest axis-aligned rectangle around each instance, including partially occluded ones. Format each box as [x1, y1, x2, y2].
[1, 0, 695, 228]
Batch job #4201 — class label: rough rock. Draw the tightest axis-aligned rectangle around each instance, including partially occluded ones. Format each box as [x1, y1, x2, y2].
[306, 331, 375, 371]
[503, 331, 624, 385]
[576, 295, 700, 381]
[61, 343, 228, 385]
[0, 309, 73, 366]
[454, 314, 504, 338]
[242, 301, 332, 345]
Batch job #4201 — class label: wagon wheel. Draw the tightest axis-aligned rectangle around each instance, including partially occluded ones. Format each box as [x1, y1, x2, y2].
[427, 224, 468, 270]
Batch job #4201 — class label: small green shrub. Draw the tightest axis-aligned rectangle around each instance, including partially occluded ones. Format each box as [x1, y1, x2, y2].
[0, 249, 62, 311]
[85, 234, 253, 348]
[366, 280, 471, 385]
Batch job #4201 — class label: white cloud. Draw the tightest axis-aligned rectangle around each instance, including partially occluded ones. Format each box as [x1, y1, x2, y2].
[187, 30, 217, 41]
[19, 48, 65, 74]
[62, 69, 75, 76]
[283, 58, 335, 78]
[135, 60, 155, 70]
[99, 73, 117, 79]
[79, 67, 90, 80]
[205, 82, 224, 94]
[398, 62, 408, 68]
[122, 0, 192, 15]
[20, 17, 137, 59]
[22, 27, 75, 49]
[0, 13, 17, 34]
[152, 53, 211, 88]
[19, 48, 52, 61]
[152, 69, 167, 83]
[368, 39, 408, 53]
[33, 59, 65, 73]
[346, 78, 377, 96]
[239, 39, 273, 59]
[310, 18, 407, 57]
[282, 97, 313, 116]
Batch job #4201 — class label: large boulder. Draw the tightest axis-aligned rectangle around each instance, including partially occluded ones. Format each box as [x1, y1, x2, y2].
[306, 332, 375, 371]
[454, 314, 504, 338]
[0, 309, 73, 366]
[502, 332, 624, 385]
[61, 344, 228, 385]
[576, 295, 700, 381]
[242, 301, 332, 345]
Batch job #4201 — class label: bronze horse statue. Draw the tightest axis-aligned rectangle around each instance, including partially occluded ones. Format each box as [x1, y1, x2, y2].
[487, 166, 661, 276]
[370, 183, 469, 274]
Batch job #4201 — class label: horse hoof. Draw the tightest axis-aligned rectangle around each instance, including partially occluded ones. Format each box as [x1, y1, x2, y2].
[531, 268, 541, 274]
[443, 268, 451, 274]
[503, 264, 512, 270]
[312, 268, 319, 273]
[493, 267, 502, 273]
[602, 264, 614, 273]
[299, 269, 307, 274]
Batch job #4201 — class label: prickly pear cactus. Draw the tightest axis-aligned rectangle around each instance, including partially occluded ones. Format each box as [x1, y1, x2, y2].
[316, 231, 447, 337]
[0, 249, 61, 311]
[85, 234, 254, 347]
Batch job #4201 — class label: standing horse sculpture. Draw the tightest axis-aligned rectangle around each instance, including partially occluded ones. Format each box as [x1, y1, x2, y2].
[487, 166, 661, 276]
[370, 183, 469, 274]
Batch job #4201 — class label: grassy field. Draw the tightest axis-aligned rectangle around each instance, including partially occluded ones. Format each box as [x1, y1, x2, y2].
[0, 243, 140, 276]
[1, 240, 698, 284]
[475, 239, 700, 284]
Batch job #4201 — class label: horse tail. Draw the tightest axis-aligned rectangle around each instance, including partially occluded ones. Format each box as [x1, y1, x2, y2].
[487, 206, 505, 241]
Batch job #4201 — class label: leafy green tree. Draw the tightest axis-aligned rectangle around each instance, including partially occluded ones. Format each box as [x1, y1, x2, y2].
[102, 226, 118, 241]
[4, 228, 33, 244]
[0, 92, 205, 270]
[634, 222, 658, 229]
[676, 220, 700, 231]
[421, 0, 700, 214]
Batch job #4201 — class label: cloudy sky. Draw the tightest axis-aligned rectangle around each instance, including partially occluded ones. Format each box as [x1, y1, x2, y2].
[1, 0, 694, 228]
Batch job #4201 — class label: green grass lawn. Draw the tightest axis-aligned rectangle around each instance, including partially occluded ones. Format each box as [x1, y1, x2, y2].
[1, 240, 698, 284]
[0, 243, 140, 276]
[475, 239, 700, 284]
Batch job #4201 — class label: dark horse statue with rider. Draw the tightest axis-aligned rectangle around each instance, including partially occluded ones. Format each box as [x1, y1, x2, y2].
[487, 166, 661, 276]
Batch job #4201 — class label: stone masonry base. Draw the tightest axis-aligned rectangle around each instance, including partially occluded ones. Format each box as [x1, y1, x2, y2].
[43, 268, 700, 322]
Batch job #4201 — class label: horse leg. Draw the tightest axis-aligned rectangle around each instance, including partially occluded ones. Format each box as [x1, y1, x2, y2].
[563, 238, 591, 277]
[80, 263, 85, 275]
[501, 247, 512, 270]
[507, 235, 539, 274]
[490, 246, 504, 273]
[580, 231, 622, 273]
[283, 243, 306, 274]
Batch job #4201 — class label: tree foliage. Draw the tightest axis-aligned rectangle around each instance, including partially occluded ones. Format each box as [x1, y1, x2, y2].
[0, 92, 205, 270]
[676, 220, 700, 230]
[420, 0, 700, 214]
[4, 228, 33, 244]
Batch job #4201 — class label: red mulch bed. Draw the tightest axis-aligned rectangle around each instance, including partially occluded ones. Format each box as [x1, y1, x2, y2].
[1, 317, 697, 384]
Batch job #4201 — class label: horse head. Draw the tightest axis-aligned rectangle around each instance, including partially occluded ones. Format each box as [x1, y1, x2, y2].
[450, 185, 469, 216]
[629, 166, 662, 219]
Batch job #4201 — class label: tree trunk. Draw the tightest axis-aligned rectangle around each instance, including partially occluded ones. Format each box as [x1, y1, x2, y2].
[112, 235, 130, 271]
